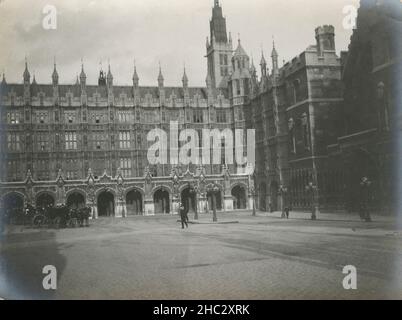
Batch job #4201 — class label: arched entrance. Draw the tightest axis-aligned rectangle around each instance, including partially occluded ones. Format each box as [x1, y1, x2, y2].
[2, 193, 24, 222]
[270, 181, 279, 212]
[231, 185, 247, 210]
[259, 183, 267, 211]
[153, 189, 170, 214]
[181, 187, 196, 214]
[36, 193, 55, 209]
[207, 190, 222, 211]
[66, 192, 85, 210]
[97, 191, 115, 217]
[126, 190, 143, 215]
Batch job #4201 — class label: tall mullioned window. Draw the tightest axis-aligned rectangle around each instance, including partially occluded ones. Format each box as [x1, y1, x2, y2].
[65, 132, 77, 150]
[119, 131, 131, 149]
[7, 112, 20, 124]
[65, 159, 79, 180]
[36, 160, 50, 181]
[120, 158, 132, 177]
[216, 109, 227, 123]
[193, 109, 203, 123]
[37, 133, 49, 151]
[7, 133, 21, 151]
[7, 160, 19, 181]
[118, 112, 131, 123]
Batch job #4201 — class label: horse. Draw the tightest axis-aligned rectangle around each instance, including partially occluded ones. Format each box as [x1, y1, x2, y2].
[77, 207, 91, 227]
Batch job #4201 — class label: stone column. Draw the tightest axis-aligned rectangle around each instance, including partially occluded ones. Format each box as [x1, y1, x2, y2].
[224, 194, 234, 212]
[115, 199, 126, 218]
[144, 198, 155, 216]
[172, 194, 180, 216]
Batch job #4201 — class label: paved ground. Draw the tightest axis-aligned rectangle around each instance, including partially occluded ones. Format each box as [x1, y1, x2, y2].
[0, 210, 402, 300]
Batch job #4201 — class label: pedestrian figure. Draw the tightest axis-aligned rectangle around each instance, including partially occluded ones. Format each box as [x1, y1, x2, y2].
[179, 202, 188, 229]
[359, 177, 372, 222]
[285, 206, 291, 219]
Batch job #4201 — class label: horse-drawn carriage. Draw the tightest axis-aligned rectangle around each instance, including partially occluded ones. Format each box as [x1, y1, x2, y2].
[4, 203, 92, 229]
[32, 205, 92, 229]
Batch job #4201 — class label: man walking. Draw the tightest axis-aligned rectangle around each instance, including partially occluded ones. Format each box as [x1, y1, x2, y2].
[179, 202, 188, 229]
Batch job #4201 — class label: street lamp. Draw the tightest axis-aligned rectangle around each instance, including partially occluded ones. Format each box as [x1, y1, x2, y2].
[250, 186, 257, 216]
[189, 185, 199, 220]
[306, 182, 318, 220]
[278, 185, 288, 219]
[360, 176, 372, 222]
[207, 183, 220, 222]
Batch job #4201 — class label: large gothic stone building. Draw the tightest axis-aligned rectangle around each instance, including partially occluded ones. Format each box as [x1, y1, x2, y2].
[0, 0, 400, 218]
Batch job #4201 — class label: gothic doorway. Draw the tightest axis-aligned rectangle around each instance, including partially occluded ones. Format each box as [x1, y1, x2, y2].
[231, 185, 247, 209]
[181, 187, 196, 214]
[36, 193, 55, 209]
[154, 189, 170, 214]
[97, 191, 115, 217]
[67, 192, 85, 210]
[126, 190, 143, 215]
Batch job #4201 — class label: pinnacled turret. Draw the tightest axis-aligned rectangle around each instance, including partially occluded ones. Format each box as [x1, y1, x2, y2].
[23, 58, 30, 85]
[23, 58, 31, 102]
[107, 62, 113, 88]
[260, 50, 267, 77]
[80, 60, 87, 89]
[271, 40, 279, 76]
[32, 73, 37, 86]
[52, 58, 59, 86]
[132, 62, 139, 88]
[157, 63, 165, 104]
[229, 38, 251, 100]
[157, 63, 164, 88]
[182, 65, 189, 89]
[1, 72, 6, 86]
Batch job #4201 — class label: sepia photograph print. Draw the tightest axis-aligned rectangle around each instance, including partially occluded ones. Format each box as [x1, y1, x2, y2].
[0, 0, 401, 305]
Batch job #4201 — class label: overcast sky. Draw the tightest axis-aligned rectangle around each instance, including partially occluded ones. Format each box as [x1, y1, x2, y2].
[0, 0, 359, 87]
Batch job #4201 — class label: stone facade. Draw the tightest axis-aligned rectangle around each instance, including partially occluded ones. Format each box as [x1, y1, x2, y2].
[0, 1, 253, 218]
[1, 0, 399, 217]
[326, 0, 402, 213]
[246, 27, 343, 211]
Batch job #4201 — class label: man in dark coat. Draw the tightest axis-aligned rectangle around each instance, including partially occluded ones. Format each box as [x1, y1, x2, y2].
[179, 202, 188, 229]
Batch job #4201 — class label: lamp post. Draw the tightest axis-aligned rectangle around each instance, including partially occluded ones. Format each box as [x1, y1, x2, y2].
[250, 186, 257, 216]
[207, 183, 219, 222]
[360, 176, 372, 222]
[189, 185, 199, 221]
[306, 182, 318, 220]
[279, 185, 288, 219]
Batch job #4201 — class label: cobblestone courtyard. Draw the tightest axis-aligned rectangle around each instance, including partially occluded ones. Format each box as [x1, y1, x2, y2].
[1, 211, 402, 300]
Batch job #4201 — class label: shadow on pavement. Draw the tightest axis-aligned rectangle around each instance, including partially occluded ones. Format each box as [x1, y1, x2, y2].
[0, 228, 66, 300]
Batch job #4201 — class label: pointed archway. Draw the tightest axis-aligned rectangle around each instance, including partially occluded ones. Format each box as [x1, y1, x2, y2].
[231, 185, 247, 210]
[153, 189, 170, 214]
[126, 190, 143, 215]
[36, 193, 55, 209]
[181, 187, 196, 214]
[67, 192, 86, 210]
[97, 191, 115, 217]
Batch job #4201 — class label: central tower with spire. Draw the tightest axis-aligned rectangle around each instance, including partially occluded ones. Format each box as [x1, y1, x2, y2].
[206, 0, 233, 89]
